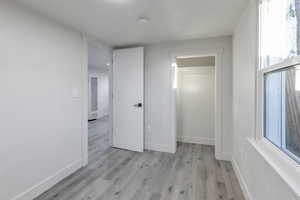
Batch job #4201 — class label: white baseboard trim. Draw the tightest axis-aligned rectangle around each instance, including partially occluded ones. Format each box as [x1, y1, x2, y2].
[231, 158, 253, 200]
[11, 160, 82, 200]
[97, 114, 109, 119]
[216, 152, 232, 161]
[145, 142, 174, 153]
[177, 136, 214, 145]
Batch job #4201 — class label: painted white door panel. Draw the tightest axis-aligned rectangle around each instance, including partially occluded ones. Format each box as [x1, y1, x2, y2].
[177, 67, 215, 145]
[113, 47, 144, 152]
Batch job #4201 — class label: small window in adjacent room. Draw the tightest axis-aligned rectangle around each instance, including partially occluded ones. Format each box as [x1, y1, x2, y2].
[259, 0, 300, 164]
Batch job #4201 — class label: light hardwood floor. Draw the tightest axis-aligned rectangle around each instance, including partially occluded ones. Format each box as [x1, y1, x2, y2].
[88, 116, 111, 163]
[35, 119, 244, 200]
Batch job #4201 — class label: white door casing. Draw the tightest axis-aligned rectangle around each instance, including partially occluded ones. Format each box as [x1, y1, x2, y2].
[112, 47, 144, 152]
[170, 49, 224, 159]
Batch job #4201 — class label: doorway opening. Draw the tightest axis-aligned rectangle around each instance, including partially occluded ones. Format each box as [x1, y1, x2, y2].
[176, 56, 216, 146]
[83, 46, 144, 166]
[171, 52, 223, 159]
[86, 42, 113, 165]
[88, 66, 110, 162]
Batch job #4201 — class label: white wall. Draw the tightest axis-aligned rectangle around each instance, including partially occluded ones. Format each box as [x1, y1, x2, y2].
[176, 67, 215, 145]
[145, 36, 233, 156]
[88, 67, 109, 119]
[232, 0, 299, 199]
[0, 1, 87, 199]
[88, 41, 112, 68]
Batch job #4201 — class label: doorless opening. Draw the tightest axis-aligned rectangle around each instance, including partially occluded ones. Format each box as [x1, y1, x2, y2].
[176, 56, 216, 146]
[170, 50, 223, 160]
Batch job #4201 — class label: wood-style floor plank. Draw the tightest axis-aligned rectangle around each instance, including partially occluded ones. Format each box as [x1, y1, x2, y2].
[34, 118, 245, 200]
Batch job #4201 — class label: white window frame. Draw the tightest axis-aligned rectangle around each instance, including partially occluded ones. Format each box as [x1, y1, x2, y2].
[253, 0, 300, 196]
[251, 0, 300, 197]
[257, 57, 300, 161]
[255, 47, 300, 200]
[256, 0, 300, 167]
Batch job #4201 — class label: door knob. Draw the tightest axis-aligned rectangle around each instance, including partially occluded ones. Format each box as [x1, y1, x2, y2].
[133, 103, 143, 107]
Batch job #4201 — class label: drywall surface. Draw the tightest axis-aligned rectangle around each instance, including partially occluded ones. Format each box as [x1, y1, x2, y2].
[176, 67, 215, 145]
[144, 36, 233, 156]
[88, 41, 112, 68]
[233, 0, 298, 199]
[0, 1, 86, 199]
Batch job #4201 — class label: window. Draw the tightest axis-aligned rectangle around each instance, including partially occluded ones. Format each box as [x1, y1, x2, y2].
[259, 0, 300, 163]
[260, 0, 300, 69]
[264, 66, 300, 163]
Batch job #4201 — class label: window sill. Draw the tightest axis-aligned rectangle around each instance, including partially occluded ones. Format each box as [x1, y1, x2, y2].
[248, 138, 300, 199]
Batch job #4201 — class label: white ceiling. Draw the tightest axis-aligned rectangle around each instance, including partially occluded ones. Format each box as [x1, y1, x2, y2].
[16, 0, 247, 47]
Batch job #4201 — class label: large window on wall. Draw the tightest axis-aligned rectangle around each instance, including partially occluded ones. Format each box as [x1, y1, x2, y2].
[260, 0, 300, 163]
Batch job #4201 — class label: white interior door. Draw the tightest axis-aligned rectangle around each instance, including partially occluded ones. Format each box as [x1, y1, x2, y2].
[177, 66, 215, 145]
[113, 47, 144, 152]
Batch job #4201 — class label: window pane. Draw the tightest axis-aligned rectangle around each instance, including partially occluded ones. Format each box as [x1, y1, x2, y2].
[264, 66, 300, 163]
[264, 71, 283, 147]
[285, 67, 300, 158]
[260, 0, 300, 68]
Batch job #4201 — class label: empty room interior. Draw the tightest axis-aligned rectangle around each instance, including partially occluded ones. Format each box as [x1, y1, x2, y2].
[1, 0, 300, 200]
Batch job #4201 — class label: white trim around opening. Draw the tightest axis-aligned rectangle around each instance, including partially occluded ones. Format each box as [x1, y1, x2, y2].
[169, 49, 225, 160]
